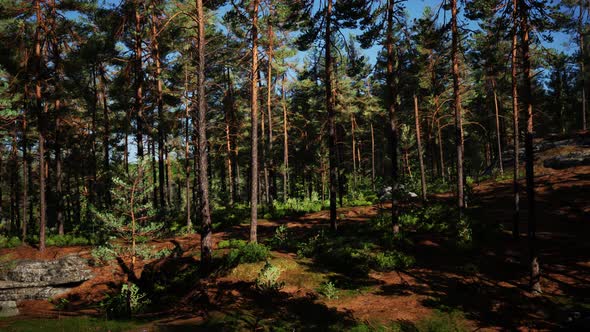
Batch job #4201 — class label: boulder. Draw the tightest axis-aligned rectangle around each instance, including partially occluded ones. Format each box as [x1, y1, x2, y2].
[0, 255, 92, 316]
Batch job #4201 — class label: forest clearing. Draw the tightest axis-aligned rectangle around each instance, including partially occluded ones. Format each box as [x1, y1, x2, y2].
[1, 0, 590, 330]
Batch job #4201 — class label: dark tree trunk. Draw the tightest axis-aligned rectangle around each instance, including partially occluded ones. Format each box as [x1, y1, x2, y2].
[520, 0, 541, 294]
[135, 1, 144, 160]
[35, 0, 46, 252]
[511, 0, 520, 240]
[152, 11, 166, 209]
[326, 0, 338, 231]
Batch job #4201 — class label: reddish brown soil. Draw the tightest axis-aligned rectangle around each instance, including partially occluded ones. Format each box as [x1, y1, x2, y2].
[2, 145, 589, 331]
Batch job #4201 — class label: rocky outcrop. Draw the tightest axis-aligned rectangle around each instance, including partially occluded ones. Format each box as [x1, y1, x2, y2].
[0, 255, 92, 316]
[543, 151, 590, 169]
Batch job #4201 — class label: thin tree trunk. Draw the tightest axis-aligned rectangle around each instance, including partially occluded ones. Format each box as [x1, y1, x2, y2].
[267, 18, 276, 205]
[414, 95, 427, 202]
[386, 0, 399, 234]
[152, 10, 166, 208]
[282, 73, 289, 201]
[512, 0, 520, 240]
[183, 66, 191, 227]
[135, 1, 144, 160]
[451, 0, 465, 221]
[520, 0, 541, 294]
[35, 0, 46, 252]
[99, 65, 111, 205]
[581, 0, 587, 131]
[352, 114, 357, 191]
[250, 0, 260, 242]
[492, 79, 504, 175]
[22, 86, 29, 241]
[326, 0, 337, 231]
[371, 122, 375, 192]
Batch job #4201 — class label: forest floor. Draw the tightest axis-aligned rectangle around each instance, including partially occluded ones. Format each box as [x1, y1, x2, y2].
[1, 144, 589, 331]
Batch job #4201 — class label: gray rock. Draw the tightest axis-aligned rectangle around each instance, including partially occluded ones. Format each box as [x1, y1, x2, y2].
[543, 151, 590, 169]
[0, 301, 19, 317]
[0, 255, 92, 303]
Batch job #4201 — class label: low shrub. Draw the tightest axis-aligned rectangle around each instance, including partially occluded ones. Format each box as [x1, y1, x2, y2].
[370, 251, 415, 271]
[46, 234, 90, 247]
[100, 283, 150, 318]
[266, 224, 293, 250]
[224, 241, 270, 266]
[255, 261, 284, 293]
[317, 281, 338, 299]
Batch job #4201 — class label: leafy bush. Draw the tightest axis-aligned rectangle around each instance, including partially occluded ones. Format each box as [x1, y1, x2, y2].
[317, 281, 338, 299]
[100, 283, 150, 318]
[224, 241, 270, 266]
[0, 235, 21, 248]
[218, 239, 247, 249]
[91, 245, 117, 265]
[371, 251, 415, 271]
[255, 261, 284, 293]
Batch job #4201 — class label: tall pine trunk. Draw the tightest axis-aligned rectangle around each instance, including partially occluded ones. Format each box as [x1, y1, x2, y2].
[35, 0, 46, 252]
[135, 1, 144, 160]
[386, 0, 399, 234]
[250, 0, 260, 242]
[511, 0, 520, 240]
[196, 0, 212, 270]
[451, 0, 465, 221]
[282, 73, 289, 201]
[152, 10, 166, 209]
[266, 19, 276, 206]
[520, 0, 541, 294]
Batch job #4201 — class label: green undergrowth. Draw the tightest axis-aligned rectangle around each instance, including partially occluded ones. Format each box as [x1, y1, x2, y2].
[0, 317, 145, 332]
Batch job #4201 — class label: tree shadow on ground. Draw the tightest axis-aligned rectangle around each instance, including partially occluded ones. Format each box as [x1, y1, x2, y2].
[153, 280, 357, 331]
